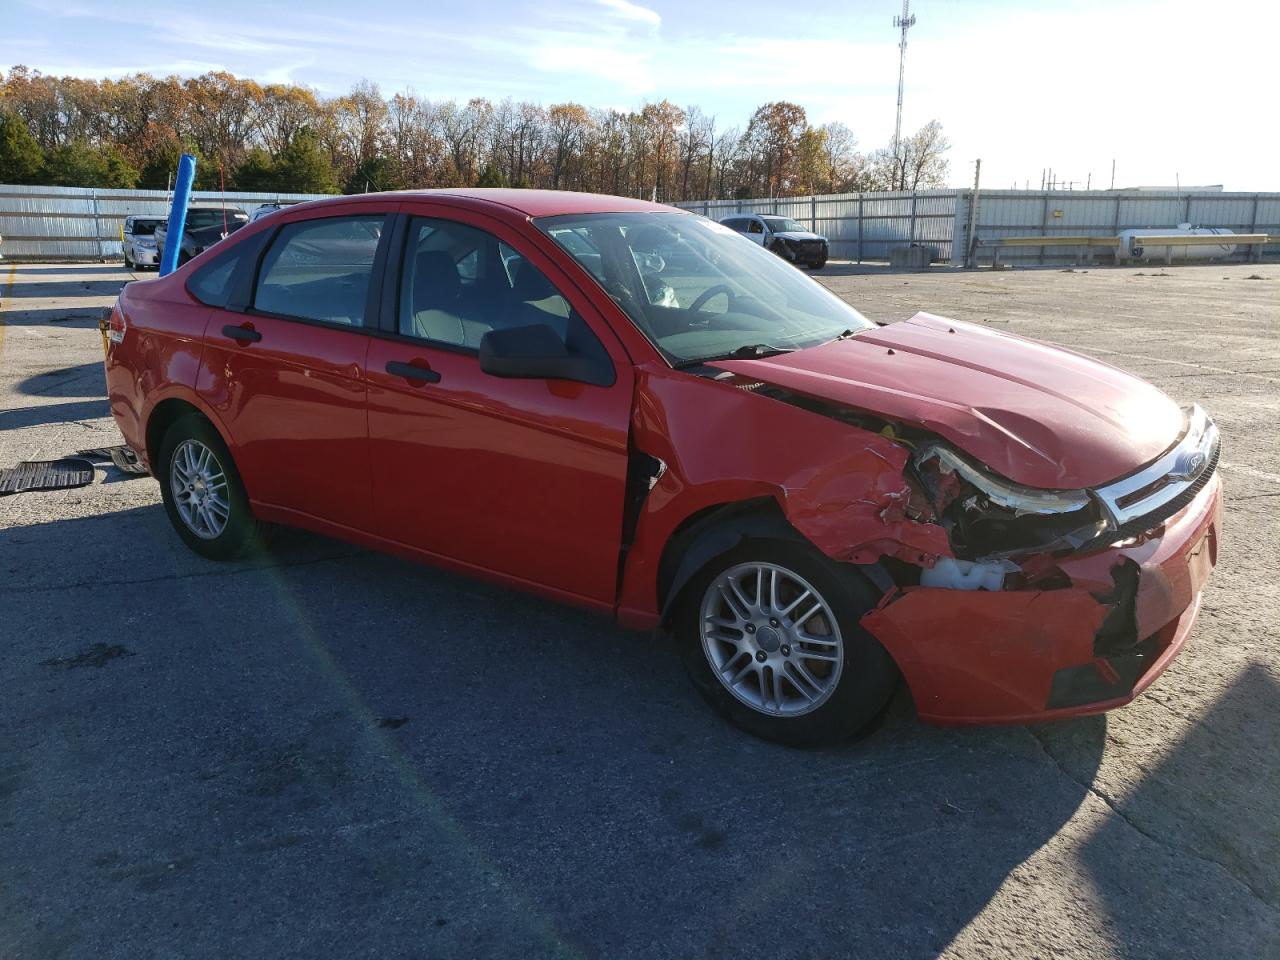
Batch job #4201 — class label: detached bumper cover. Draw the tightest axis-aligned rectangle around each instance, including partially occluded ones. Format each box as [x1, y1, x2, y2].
[861, 473, 1222, 725]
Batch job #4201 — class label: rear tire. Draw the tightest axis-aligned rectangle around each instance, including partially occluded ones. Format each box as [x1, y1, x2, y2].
[676, 538, 898, 746]
[157, 414, 266, 560]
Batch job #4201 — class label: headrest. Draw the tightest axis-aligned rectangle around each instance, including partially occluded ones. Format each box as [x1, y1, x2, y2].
[413, 249, 461, 308]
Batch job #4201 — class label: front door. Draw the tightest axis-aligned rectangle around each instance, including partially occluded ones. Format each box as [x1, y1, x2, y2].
[364, 209, 634, 608]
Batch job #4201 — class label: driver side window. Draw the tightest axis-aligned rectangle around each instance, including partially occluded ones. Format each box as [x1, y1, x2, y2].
[747, 219, 763, 234]
[397, 216, 611, 366]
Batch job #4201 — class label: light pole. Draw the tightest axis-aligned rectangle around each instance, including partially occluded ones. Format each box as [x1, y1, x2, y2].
[893, 0, 917, 191]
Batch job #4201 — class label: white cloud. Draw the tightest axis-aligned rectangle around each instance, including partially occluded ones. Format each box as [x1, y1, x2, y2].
[528, 40, 655, 94]
[595, 0, 661, 28]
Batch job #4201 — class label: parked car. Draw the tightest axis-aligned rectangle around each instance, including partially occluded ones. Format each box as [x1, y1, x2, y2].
[249, 201, 299, 223]
[720, 214, 829, 269]
[154, 205, 249, 266]
[101, 190, 1221, 745]
[122, 215, 165, 270]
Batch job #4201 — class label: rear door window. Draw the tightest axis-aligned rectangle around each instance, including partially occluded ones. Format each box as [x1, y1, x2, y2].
[253, 215, 386, 327]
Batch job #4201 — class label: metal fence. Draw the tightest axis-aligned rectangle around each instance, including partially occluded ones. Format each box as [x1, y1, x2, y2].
[0, 184, 333, 260]
[679, 189, 1280, 265]
[955, 189, 1280, 264]
[677, 191, 960, 262]
[5, 183, 1277, 265]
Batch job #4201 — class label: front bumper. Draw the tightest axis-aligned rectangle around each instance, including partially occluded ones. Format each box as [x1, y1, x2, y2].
[861, 472, 1222, 725]
[131, 247, 159, 266]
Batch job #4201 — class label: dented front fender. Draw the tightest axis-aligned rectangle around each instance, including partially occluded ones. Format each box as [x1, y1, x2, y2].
[616, 365, 953, 628]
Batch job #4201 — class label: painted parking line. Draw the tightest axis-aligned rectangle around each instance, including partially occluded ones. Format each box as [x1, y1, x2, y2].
[1086, 346, 1280, 384]
[1220, 462, 1280, 485]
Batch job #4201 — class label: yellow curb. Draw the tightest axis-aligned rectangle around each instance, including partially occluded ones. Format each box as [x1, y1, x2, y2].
[0, 262, 15, 366]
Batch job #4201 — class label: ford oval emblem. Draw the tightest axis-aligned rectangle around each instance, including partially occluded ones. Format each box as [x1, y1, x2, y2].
[1169, 450, 1207, 482]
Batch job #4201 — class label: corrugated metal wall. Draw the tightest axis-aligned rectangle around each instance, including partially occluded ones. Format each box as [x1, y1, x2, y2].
[680, 189, 1280, 264]
[953, 189, 1280, 263]
[678, 191, 959, 261]
[0, 184, 333, 260]
[5, 183, 1276, 265]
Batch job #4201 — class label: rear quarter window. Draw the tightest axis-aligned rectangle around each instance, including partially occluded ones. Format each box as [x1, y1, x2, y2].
[187, 247, 245, 307]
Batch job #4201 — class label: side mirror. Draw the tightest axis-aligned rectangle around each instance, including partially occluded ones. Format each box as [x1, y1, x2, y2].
[479, 324, 613, 387]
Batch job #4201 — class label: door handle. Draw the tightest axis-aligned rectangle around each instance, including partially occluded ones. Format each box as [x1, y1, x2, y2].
[222, 324, 261, 343]
[385, 360, 441, 383]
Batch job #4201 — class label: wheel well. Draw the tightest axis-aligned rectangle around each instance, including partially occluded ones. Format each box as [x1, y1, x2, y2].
[656, 498, 796, 622]
[655, 497, 896, 626]
[145, 399, 204, 473]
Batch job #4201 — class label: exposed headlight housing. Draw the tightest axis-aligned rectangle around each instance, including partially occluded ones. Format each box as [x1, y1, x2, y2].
[913, 443, 1107, 561]
[916, 443, 1092, 516]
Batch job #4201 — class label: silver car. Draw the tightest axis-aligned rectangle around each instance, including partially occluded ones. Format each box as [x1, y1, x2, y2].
[719, 214, 829, 269]
[122, 216, 164, 270]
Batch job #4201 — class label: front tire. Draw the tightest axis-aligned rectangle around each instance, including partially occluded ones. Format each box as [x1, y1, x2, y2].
[157, 414, 265, 560]
[676, 539, 898, 746]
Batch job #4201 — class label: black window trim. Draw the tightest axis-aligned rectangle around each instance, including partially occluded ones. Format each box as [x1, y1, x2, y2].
[241, 211, 395, 331]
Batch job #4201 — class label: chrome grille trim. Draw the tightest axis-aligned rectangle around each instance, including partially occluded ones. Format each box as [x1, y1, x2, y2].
[1094, 405, 1219, 531]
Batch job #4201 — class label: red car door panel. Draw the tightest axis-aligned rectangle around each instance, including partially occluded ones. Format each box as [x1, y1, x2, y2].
[198, 317, 371, 529]
[365, 207, 634, 606]
[196, 209, 392, 532]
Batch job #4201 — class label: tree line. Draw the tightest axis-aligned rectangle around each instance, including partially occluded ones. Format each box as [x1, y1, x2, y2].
[0, 66, 951, 199]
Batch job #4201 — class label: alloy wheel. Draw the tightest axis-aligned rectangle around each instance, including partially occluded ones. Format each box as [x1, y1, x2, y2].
[169, 438, 231, 540]
[699, 562, 844, 717]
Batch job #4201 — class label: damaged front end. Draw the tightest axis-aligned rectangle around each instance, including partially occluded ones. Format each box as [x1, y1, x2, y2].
[862, 405, 1223, 723]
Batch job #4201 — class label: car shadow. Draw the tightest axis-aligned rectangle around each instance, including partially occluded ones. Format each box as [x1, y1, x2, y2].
[16, 362, 108, 399]
[4, 264, 124, 275]
[0, 506, 1114, 959]
[0, 306, 113, 329]
[1067, 663, 1280, 955]
[0, 398, 110, 432]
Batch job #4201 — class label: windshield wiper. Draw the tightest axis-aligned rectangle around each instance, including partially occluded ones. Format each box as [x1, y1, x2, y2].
[674, 343, 794, 369]
[825, 328, 862, 344]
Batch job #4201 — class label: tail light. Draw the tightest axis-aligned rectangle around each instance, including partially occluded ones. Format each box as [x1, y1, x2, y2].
[104, 300, 126, 345]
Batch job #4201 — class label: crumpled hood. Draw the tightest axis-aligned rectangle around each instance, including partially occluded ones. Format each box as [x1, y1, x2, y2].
[775, 231, 826, 242]
[712, 312, 1184, 489]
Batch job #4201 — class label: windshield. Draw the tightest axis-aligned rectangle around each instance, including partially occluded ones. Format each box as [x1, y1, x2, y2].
[537, 212, 870, 366]
[129, 219, 162, 236]
[763, 217, 806, 233]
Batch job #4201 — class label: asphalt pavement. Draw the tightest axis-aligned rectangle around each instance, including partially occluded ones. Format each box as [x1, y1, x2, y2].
[1, 259, 1277, 959]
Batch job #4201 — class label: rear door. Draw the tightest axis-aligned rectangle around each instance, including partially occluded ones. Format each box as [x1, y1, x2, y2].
[196, 206, 394, 533]
[364, 205, 635, 607]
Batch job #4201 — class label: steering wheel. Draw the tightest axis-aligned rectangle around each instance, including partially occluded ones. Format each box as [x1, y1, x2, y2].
[689, 284, 736, 314]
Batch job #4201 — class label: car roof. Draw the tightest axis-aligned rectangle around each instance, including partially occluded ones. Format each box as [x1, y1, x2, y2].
[291, 189, 682, 220]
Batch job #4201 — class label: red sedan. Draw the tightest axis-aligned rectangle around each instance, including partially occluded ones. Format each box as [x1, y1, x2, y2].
[102, 190, 1222, 745]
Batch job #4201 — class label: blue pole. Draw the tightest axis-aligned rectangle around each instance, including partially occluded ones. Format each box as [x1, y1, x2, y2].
[159, 153, 197, 277]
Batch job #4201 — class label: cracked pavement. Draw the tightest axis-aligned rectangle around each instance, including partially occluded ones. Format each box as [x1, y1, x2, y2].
[1, 260, 1277, 959]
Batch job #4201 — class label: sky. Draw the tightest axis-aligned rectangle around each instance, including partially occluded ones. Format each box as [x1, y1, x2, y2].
[7, 0, 1280, 191]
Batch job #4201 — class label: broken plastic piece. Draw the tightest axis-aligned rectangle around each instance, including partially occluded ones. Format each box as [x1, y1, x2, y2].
[919, 557, 1012, 591]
